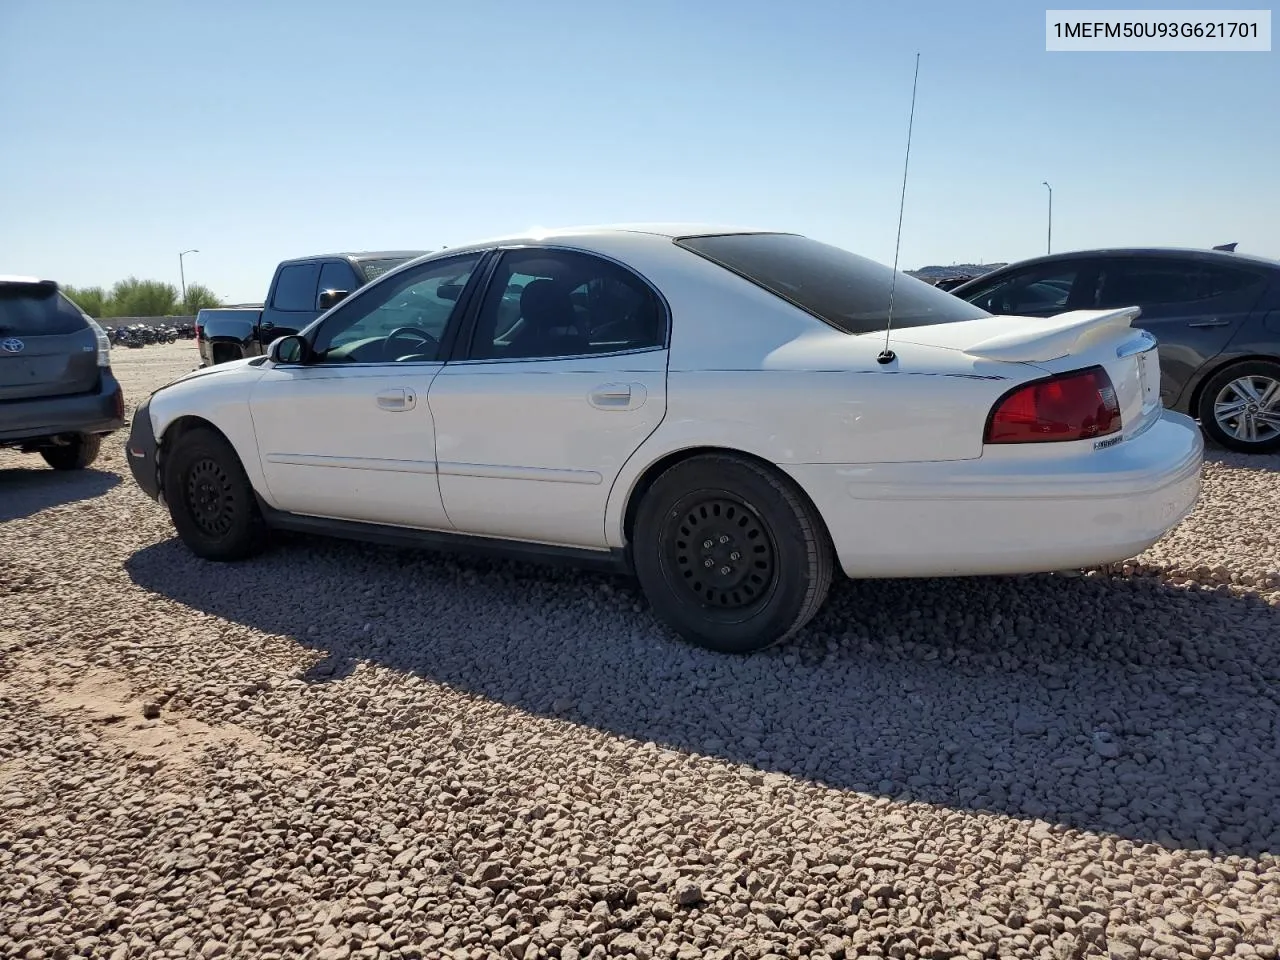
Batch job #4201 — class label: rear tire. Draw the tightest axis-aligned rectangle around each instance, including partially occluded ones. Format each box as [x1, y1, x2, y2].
[41, 434, 102, 471]
[1196, 359, 1280, 454]
[631, 454, 834, 653]
[162, 426, 267, 561]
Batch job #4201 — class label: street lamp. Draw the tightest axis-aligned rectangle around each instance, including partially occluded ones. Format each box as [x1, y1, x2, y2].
[1041, 182, 1053, 255]
[179, 249, 199, 312]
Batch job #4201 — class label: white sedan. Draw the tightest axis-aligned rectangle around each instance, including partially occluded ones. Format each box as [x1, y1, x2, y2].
[126, 225, 1204, 653]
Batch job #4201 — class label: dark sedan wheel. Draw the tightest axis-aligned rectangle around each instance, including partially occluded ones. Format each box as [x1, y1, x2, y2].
[1197, 360, 1280, 454]
[162, 426, 267, 560]
[40, 433, 102, 471]
[633, 454, 834, 653]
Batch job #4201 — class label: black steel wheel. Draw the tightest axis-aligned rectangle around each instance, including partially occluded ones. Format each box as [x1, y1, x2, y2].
[184, 456, 237, 538]
[661, 496, 777, 614]
[162, 426, 267, 561]
[633, 454, 833, 654]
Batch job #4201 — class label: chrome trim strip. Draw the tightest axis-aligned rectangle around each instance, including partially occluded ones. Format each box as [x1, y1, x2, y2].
[265, 453, 437, 474]
[436, 461, 603, 485]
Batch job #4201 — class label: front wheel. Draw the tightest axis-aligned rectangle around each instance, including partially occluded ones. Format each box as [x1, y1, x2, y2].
[632, 454, 834, 653]
[162, 426, 267, 561]
[41, 433, 102, 471]
[1197, 360, 1280, 454]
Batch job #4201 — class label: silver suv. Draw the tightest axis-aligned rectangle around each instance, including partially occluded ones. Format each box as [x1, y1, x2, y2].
[0, 276, 125, 470]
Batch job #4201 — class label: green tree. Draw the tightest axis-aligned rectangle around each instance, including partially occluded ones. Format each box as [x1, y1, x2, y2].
[181, 282, 222, 314]
[105, 277, 179, 318]
[61, 285, 109, 318]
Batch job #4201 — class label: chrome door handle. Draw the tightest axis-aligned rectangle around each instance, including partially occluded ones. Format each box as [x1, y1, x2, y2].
[376, 388, 416, 411]
[1187, 318, 1230, 328]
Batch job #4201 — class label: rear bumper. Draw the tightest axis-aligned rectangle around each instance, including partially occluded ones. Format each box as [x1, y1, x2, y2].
[783, 410, 1205, 579]
[125, 395, 161, 500]
[0, 370, 125, 444]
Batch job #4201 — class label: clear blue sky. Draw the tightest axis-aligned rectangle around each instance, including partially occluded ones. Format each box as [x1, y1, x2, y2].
[2, 0, 1276, 303]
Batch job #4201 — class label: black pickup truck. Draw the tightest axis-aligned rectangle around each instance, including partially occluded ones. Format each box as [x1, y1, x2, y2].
[195, 250, 426, 366]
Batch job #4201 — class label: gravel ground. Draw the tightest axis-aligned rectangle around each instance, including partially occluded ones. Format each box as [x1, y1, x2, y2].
[2, 341, 1278, 960]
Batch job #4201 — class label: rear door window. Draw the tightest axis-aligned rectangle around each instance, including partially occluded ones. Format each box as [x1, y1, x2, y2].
[1094, 259, 1271, 311]
[0, 285, 89, 336]
[1094, 260, 1200, 308]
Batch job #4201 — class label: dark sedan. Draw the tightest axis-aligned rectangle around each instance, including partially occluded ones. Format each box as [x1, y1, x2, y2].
[949, 247, 1280, 453]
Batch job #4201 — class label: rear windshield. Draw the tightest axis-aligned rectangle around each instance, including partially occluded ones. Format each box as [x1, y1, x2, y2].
[0, 285, 89, 336]
[675, 233, 991, 334]
[358, 257, 417, 283]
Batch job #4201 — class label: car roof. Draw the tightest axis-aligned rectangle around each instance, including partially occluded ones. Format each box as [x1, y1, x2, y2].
[976, 246, 1280, 274]
[468, 222, 777, 243]
[415, 223, 788, 261]
[279, 250, 432, 265]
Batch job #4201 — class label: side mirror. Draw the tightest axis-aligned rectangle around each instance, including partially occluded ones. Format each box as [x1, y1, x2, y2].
[269, 335, 312, 364]
[318, 288, 350, 310]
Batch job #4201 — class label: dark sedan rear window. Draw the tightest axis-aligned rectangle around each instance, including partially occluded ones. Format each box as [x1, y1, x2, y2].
[675, 233, 990, 334]
[0, 285, 89, 336]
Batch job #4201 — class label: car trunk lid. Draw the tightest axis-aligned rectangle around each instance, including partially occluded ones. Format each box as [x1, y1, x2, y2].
[886, 306, 1165, 441]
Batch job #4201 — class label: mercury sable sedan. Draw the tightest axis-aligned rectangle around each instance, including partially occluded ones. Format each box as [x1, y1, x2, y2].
[126, 225, 1204, 653]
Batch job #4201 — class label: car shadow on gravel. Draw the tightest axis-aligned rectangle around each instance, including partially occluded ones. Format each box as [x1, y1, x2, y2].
[126, 534, 1280, 858]
[0, 466, 120, 522]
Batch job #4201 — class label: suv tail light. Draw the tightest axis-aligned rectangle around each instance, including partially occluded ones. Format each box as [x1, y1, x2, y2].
[86, 319, 112, 368]
[985, 366, 1121, 444]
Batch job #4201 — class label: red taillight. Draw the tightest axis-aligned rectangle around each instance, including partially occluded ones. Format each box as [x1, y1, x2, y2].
[985, 366, 1121, 444]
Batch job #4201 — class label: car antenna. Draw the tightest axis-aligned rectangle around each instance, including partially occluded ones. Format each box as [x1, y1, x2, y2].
[878, 52, 922, 365]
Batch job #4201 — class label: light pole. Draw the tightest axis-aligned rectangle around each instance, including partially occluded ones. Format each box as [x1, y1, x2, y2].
[1041, 182, 1052, 254]
[179, 249, 199, 312]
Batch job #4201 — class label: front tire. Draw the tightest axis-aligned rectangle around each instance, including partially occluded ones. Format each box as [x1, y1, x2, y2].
[1197, 360, 1280, 454]
[632, 454, 834, 653]
[162, 426, 267, 561]
[41, 434, 102, 471]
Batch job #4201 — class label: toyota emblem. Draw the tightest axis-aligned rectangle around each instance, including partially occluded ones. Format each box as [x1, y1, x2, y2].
[1, 337, 24, 354]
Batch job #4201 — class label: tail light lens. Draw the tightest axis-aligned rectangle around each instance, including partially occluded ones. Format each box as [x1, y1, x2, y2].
[87, 319, 112, 367]
[985, 366, 1121, 444]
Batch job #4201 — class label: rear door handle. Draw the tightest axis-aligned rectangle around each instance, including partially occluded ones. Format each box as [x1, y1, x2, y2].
[589, 382, 646, 410]
[1187, 318, 1230, 328]
[376, 388, 416, 411]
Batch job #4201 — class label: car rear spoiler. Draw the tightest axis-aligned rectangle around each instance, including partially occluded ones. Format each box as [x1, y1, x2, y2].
[961, 306, 1143, 363]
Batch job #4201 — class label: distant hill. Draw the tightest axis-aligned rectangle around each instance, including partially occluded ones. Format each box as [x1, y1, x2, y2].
[907, 263, 1006, 281]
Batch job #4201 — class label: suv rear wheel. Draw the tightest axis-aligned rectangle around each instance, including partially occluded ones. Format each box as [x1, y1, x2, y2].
[41, 433, 102, 471]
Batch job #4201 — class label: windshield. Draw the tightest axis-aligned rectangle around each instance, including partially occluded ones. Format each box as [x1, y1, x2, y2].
[0, 284, 89, 336]
[675, 233, 991, 334]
